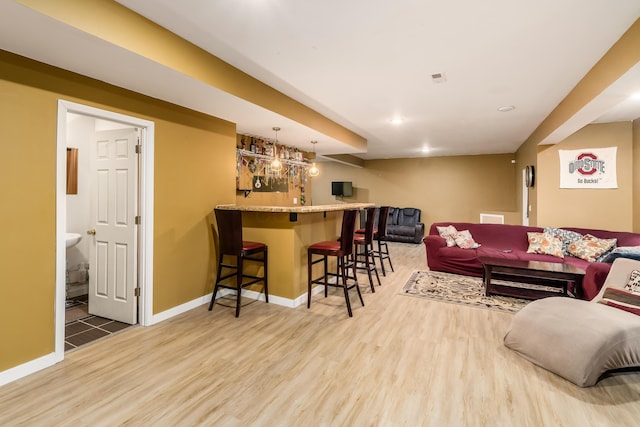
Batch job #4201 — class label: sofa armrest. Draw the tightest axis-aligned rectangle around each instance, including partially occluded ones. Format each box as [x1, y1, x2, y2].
[583, 262, 612, 301]
[423, 234, 445, 246]
[423, 234, 446, 269]
[423, 234, 446, 252]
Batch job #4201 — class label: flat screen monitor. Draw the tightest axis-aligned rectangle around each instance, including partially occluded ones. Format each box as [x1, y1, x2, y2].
[331, 181, 353, 197]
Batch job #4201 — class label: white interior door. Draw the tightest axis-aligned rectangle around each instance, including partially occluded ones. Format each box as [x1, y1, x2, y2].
[88, 128, 139, 324]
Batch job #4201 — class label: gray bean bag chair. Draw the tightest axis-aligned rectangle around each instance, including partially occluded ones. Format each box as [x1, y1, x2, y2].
[504, 258, 640, 387]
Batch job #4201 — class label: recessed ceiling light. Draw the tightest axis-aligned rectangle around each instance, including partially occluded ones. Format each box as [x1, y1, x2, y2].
[497, 105, 516, 112]
[421, 146, 430, 154]
[629, 92, 640, 101]
[390, 118, 404, 125]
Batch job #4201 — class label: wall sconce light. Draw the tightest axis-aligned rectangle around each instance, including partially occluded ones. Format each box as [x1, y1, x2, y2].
[308, 140, 319, 177]
[270, 126, 282, 172]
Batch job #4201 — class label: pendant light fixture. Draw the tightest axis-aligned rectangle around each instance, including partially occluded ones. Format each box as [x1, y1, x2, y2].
[308, 140, 319, 177]
[270, 127, 282, 172]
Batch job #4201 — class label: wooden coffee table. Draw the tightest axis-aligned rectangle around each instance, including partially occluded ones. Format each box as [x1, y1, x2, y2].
[479, 257, 586, 300]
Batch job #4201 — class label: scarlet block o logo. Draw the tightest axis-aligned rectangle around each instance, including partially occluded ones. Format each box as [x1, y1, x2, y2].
[577, 153, 597, 175]
[568, 152, 605, 175]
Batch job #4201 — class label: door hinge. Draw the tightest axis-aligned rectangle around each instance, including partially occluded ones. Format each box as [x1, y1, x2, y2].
[135, 215, 141, 225]
[134, 287, 141, 297]
[135, 144, 142, 154]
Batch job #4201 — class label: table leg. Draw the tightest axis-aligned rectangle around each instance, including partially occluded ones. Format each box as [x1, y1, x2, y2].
[483, 265, 492, 296]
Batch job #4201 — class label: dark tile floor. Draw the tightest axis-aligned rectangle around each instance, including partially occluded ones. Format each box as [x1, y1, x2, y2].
[65, 296, 132, 351]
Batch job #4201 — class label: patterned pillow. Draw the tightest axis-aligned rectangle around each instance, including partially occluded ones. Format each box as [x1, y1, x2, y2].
[567, 234, 617, 262]
[436, 225, 458, 247]
[452, 229, 480, 249]
[543, 227, 583, 255]
[626, 270, 640, 293]
[526, 232, 564, 258]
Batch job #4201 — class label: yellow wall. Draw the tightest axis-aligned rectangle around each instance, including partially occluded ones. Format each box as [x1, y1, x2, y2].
[537, 122, 633, 230]
[0, 50, 234, 371]
[310, 154, 518, 226]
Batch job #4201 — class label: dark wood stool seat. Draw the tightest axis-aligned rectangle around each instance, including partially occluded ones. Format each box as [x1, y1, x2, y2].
[307, 210, 364, 317]
[354, 207, 381, 292]
[209, 208, 268, 317]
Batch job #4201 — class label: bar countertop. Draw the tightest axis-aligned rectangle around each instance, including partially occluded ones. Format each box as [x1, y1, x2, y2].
[215, 203, 374, 213]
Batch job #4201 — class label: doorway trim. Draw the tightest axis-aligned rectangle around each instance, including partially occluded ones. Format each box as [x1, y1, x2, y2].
[56, 100, 155, 361]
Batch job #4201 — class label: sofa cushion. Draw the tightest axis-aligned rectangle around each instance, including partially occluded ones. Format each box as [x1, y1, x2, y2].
[526, 232, 564, 258]
[567, 234, 617, 262]
[397, 208, 421, 226]
[388, 208, 399, 227]
[388, 225, 419, 237]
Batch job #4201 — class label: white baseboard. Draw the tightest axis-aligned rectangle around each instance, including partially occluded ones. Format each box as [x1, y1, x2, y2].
[150, 286, 324, 324]
[0, 352, 61, 387]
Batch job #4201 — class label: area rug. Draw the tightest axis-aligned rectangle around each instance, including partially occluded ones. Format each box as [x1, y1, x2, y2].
[401, 270, 532, 313]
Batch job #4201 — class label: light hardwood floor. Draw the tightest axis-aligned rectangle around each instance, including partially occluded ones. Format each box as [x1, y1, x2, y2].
[1, 242, 639, 426]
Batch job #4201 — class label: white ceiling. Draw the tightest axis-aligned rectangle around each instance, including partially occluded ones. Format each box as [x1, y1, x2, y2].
[2, 0, 640, 159]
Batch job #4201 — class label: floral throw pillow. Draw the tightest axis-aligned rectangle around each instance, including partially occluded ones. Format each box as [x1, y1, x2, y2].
[436, 225, 458, 247]
[526, 232, 564, 258]
[567, 234, 617, 263]
[453, 229, 480, 249]
[543, 227, 583, 255]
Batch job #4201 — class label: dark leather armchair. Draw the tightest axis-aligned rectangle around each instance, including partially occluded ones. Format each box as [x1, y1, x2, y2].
[386, 208, 425, 243]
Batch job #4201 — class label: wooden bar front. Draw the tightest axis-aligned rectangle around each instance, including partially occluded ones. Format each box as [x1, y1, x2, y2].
[214, 203, 374, 303]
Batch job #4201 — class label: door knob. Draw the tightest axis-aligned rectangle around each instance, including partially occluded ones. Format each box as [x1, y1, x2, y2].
[87, 229, 96, 235]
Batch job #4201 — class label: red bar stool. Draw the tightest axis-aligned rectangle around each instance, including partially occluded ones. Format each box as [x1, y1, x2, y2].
[307, 209, 363, 317]
[209, 208, 268, 317]
[354, 207, 381, 292]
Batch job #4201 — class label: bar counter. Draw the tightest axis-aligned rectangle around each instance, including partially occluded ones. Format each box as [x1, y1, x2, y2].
[214, 203, 374, 305]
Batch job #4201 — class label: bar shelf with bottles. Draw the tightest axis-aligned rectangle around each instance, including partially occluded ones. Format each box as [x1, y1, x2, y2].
[237, 134, 313, 168]
[236, 133, 315, 197]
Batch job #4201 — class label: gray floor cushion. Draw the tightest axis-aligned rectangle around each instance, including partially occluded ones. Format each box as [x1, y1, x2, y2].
[504, 297, 640, 387]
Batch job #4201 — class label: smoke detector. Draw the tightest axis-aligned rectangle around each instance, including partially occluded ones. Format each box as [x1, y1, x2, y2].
[431, 73, 447, 83]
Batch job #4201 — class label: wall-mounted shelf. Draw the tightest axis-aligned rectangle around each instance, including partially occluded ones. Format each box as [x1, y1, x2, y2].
[237, 149, 312, 168]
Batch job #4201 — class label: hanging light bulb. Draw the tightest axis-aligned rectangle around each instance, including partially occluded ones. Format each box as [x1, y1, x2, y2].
[271, 127, 282, 172]
[308, 140, 319, 177]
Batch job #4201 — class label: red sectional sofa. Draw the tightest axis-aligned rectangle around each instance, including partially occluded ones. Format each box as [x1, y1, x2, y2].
[423, 222, 640, 300]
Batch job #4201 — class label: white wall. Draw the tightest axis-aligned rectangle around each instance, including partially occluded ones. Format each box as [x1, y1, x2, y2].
[65, 114, 93, 272]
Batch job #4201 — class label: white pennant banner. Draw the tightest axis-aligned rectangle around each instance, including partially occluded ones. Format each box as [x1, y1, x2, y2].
[558, 147, 618, 189]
